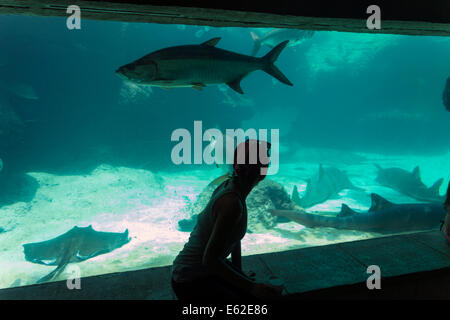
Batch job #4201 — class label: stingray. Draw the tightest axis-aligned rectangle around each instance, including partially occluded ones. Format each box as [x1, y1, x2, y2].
[23, 225, 130, 284]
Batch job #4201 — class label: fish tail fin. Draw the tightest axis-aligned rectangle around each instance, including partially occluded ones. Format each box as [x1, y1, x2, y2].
[250, 31, 261, 56]
[429, 178, 444, 195]
[261, 40, 293, 86]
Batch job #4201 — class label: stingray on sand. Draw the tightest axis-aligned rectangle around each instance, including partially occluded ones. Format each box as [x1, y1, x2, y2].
[23, 226, 130, 283]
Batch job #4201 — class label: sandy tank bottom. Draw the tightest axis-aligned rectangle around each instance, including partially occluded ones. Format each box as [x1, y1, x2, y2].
[0, 149, 449, 289]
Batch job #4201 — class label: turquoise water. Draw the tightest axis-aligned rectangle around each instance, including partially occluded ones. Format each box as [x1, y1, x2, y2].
[0, 15, 450, 289]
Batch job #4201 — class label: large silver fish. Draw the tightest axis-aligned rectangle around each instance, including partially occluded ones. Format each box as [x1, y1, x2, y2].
[116, 37, 293, 94]
[250, 29, 314, 56]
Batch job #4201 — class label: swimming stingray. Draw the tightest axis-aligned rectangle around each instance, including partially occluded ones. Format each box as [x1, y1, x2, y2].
[292, 165, 363, 208]
[23, 225, 130, 284]
[375, 165, 445, 203]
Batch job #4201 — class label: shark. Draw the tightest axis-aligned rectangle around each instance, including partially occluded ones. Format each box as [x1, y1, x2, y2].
[292, 165, 362, 208]
[375, 165, 445, 203]
[23, 225, 130, 284]
[271, 193, 446, 233]
[250, 29, 314, 56]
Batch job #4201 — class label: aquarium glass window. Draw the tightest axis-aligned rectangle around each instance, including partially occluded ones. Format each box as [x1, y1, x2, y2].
[1, 15, 449, 289]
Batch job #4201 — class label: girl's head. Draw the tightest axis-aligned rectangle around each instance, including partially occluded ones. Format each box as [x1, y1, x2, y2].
[233, 139, 271, 187]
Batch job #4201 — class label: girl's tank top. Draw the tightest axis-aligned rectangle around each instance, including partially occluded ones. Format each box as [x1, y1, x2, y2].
[172, 177, 247, 282]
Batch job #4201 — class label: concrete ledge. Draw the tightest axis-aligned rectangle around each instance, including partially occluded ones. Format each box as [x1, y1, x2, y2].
[0, 265, 175, 300]
[1, 230, 449, 299]
[0, 0, 449, 36]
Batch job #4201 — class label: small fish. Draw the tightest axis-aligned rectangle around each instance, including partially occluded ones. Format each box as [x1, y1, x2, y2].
[8, 83, 39, 100]
[116, 37, 293, 94]
[444, 77, 450, 111]
[250, 29, 314, 56]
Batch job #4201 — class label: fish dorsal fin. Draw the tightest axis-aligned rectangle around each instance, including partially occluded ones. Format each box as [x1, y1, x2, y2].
[201, 37, 221, 47]
[338, 204, 356, 217]
[429, 178, 444, 195]
[412, 166, 421, 180]
[227, 77, 244, 94]
[369, 193, 394, 212]
[291, 185, 302, 205]
[318, 164, 324, 179]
